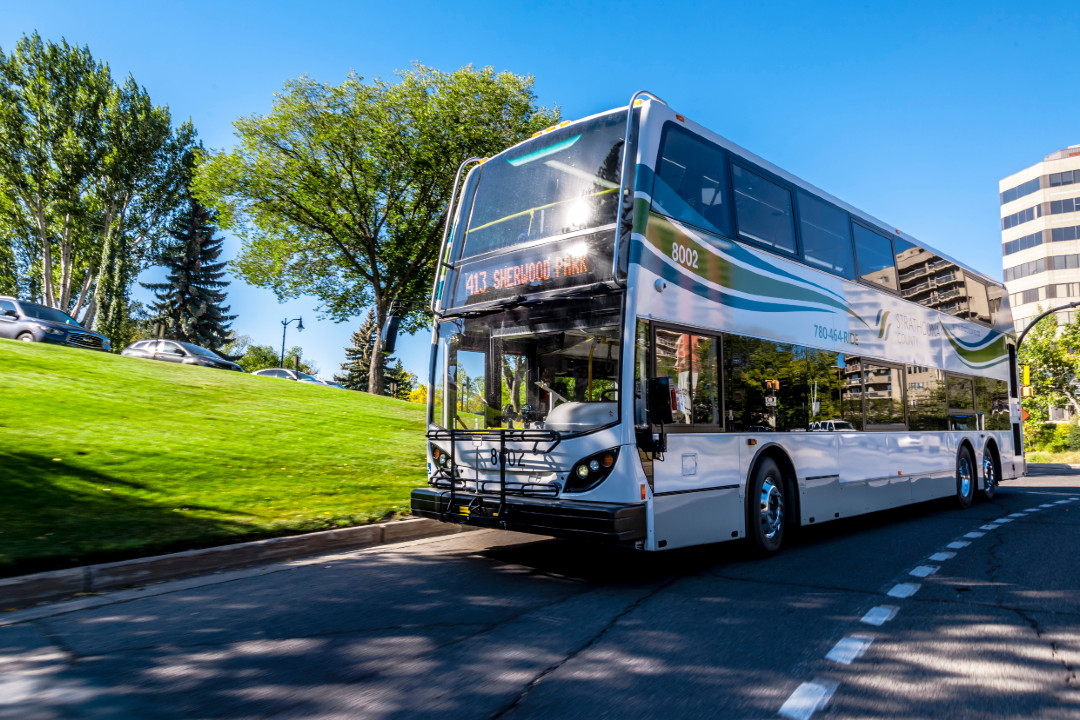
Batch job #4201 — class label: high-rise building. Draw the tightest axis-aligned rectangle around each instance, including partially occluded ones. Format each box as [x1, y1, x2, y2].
[1000, 144, 1080, 334]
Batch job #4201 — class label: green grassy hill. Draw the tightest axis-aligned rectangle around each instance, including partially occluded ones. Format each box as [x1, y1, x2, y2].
[0, 340, 428, 576]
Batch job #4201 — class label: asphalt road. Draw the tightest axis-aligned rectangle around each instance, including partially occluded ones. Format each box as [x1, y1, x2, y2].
[2, 467, 1078, 719]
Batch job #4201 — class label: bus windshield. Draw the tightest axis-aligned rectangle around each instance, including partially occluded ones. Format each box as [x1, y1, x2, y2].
[431, 294, 622, 434]
[458, 112, 627, 258]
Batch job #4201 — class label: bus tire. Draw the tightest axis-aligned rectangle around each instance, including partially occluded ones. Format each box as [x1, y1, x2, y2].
[748, 457, 786, 555]
[980, 446, 998, 501]
[955, 446, 975, 509]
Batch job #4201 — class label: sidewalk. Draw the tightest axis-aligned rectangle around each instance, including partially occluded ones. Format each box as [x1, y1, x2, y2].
[0, 517, 473, 609]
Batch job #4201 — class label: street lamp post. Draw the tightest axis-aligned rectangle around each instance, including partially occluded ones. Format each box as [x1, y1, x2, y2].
[280, 316, 304, 368]
[1016, 300, 1080, 351]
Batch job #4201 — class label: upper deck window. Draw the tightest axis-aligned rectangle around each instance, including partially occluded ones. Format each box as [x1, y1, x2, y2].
[797, 191, 855, 279]
[459, 112, 627, 258]
[852, 223, 898, 291]
[732, 165, 797, 255]
[651, 125, 732, 237]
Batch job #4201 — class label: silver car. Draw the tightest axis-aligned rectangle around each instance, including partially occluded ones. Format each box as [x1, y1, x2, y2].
[251, 368, 321, 383]
[122, 339, 243, 371]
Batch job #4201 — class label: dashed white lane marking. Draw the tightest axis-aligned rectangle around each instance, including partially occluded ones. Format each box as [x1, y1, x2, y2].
[779, 679, 839, 720]
[861, 605, 899, 626]
[778, 498, 1080, 719]
[888, 583, 921, 598]
[826, 635, 874, 665]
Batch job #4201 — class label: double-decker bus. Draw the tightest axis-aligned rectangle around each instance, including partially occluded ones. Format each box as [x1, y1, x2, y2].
[407, 91, 1023, 554]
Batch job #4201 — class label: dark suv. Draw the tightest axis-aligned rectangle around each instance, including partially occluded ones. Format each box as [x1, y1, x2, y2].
[0, 296, 111, 351]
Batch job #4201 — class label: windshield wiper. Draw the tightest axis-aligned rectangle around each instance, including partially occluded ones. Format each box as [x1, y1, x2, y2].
[444, 295, 527, 319]
[522, 282, 617, 304]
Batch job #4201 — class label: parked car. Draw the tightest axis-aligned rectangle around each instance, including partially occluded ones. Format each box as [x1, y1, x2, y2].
[0, 296, 110, 351]
[121, 339, 243, 371]
[809, 419, 857, 432]
[318, 379, 346, 389]
[251, 368, 321, 383]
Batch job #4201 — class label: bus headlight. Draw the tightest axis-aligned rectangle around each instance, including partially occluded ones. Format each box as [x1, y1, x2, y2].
[565, 448, 619, 493]
[430, 444, 451, 471]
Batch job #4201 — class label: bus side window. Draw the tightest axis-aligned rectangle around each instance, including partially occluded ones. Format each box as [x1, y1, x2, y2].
[946, 374, 977, 431]
[797, 191, 855, 279]
[906, 366, 947, 431]
[654, 329, 695, 425]
[852, 223, 898, 292]
[651, 125, 732, 238]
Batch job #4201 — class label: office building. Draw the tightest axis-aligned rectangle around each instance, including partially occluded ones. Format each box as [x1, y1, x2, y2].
[1001, 144, 1080, 333]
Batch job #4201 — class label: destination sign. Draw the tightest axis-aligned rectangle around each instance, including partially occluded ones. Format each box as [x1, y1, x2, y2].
[448, 231, 614, 308]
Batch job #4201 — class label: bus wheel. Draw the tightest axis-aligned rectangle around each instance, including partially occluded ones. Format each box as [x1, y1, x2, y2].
[748, 457, 785, 555]
[980, 450, 997, 501]
[955, 447, 975, 509]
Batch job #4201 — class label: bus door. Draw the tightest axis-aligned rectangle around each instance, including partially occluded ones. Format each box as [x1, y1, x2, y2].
[643, 326, 743, 549]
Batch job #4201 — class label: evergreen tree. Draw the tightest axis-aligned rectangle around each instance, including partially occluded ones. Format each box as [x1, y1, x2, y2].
[383, 358, 416, 400]
[335, 310, 376, 390]
[144, 199, 236, 352]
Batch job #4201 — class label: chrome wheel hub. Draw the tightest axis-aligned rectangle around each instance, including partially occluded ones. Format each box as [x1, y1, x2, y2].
[760, 478, 783, 540]
[959, 458, 973, 497]
[983, 457, 996, 491]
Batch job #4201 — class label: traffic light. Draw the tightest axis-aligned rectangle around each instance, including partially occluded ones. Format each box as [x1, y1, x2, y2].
[1022, 365, 1030, 386]
[765, 379, 780, 392]
[1021, 386, 1033, 398]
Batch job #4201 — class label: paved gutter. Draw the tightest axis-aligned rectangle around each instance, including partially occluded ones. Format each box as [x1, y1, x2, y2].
[0, 518, 474, 609]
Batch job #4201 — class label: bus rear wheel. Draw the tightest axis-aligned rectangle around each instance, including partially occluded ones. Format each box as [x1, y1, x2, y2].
[955, 446, 975, 509]
[748, 457, 786, 555]
[981, 449, 998, 501]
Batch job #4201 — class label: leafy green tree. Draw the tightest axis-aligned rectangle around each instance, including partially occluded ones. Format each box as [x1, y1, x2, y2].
[1019, 310, 1080, 430]
[0, 32, 194, 346]
[238, 343, 316, 375]
[143, 199, 236, 352]
[0, 233, 14, 295]
[194, 63, 558, 393]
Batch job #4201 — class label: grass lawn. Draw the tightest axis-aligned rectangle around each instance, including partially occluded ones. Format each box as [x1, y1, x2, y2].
[1025, 450, 1080, 464]
[0, 340, 428, 576]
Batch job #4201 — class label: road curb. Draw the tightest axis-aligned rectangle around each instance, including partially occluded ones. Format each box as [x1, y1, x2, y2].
[0, 518, 473, 608]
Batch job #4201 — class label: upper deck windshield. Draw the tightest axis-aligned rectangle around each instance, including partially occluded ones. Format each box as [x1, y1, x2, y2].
[457, 112, 627, 259]
[431, 294, 622, 435]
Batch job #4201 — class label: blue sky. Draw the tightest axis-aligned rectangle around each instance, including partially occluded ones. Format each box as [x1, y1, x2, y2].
[5, 0, 1079, 382]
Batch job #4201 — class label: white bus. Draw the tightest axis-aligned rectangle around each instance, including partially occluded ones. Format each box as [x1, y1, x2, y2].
[407, 92, 1024, 554]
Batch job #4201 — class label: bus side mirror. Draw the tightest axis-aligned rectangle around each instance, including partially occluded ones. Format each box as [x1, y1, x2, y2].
[381, 315, 400, 354]
[647, 376, 675, 425]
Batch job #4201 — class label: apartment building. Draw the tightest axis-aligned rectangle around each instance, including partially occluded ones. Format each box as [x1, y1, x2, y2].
[1001, 144, 1080, 333]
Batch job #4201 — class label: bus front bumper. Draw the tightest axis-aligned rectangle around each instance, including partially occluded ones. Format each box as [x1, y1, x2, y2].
[410, 488, 647, 544]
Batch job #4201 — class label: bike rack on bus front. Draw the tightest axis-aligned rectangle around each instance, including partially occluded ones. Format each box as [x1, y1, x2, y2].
[426, 427, 562, 525]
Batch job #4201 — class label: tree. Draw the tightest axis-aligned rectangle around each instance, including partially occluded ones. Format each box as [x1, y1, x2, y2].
[143, 199, 236, 352]
[194, 63, 558, 393]
[334, 310, 377, 390]
[383, 359, 415, 400]
[1019, 310, 1080, 423]
[237, 343, 317, 375]
[0, 32, 195, 346]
